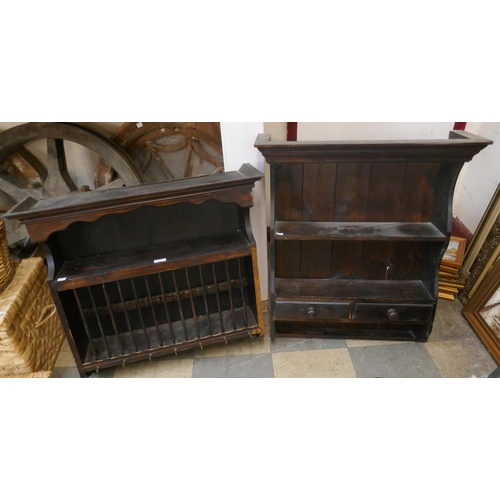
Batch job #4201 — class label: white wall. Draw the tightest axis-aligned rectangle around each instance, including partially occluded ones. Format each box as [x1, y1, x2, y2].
[220, 122, 268, 300]
[454, 122, 500, 233]
[298, 122, 454, 141]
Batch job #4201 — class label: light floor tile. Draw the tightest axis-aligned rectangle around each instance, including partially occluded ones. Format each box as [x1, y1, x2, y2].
[272, 349, 356, 378]
[54, 348, 77, 368]
[425, 338, 497, 378]
[113, 359, 158, 378]
[113, 358, 194, 378]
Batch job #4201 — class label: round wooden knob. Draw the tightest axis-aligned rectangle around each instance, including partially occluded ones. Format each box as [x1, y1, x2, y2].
[387, 308, 399, 321]
[307, 306, 317, 319]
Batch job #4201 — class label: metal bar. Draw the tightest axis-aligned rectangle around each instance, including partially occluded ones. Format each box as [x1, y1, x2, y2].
[212, 262, 224, 333]
[144, 275, 162, 347]
[102, 283, 124, 355]
[185, 268, 200, 339]
[172, 270, 188, 341]
[73, 289, 97, 361]
[80, 279, 247, 318]
[199, 265, 213, 336]
[117, 280, 138, 352]
[158, 273, 176, 345]
[131, 278, 150, 349]
[237, 258, 248, 328]
[225, 260, 237, 331]
[87, 286, 111, 358]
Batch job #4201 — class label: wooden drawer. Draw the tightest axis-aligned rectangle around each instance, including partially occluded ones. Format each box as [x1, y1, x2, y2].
[354, 303, 433, 323]
[274, 300, 350, 321]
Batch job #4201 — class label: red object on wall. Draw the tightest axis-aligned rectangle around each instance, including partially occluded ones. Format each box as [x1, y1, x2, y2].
[287, 122, 297, 141]
[454, 122, 467, 131]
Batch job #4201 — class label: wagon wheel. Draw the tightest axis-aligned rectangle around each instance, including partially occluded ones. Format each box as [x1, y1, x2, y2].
[95, 122, 224, 187]
[0, 122, 144, 246]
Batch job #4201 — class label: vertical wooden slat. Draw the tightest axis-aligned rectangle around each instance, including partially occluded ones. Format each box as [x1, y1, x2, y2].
[300, 162, 336, 279]
[144, 275, 162, 346]
[237, 258, 248, 328]
[131, 279, 150, 349]
[185, 268, 200, 339]
[334, 163, 371, 222]
[274, 163, 303, 278]
[73, 289, 97, 361]
[172, 270, 188, 341]
[88, 286, 111, 358]
[158, 273, 176, 344]
[117, 280, 138, 352]
[399, 162, 437, 223]
[102, 283, 124, 355]
[211, 262, 225, 333]
[330, 241, 364, 279]
[364, 162, 407, 280]
[198, 265, 213, 335]
[225, 260, 237, 331]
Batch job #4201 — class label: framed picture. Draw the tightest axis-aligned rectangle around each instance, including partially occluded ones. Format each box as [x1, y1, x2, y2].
[442, 236, 467, 268]
[463, 257, 500, 364]
[462, 183, 500, 277]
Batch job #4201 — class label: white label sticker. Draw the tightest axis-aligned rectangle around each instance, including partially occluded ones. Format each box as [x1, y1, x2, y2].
[136, 122, 143, 128]
[154, 258, 167, 264]
[276, 232, 284, 236]
[57, 277, 67, 282]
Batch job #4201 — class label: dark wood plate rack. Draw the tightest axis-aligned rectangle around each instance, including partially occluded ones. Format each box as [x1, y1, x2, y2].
[255, 130, 492, 342]
[5, 164, 264, 376]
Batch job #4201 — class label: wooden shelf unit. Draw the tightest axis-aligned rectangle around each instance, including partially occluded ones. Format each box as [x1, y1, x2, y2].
[256, 131, 492, 341]
[5, 164, 264, 376]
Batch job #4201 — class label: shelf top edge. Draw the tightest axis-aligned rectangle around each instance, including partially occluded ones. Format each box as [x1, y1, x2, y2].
[254, 131, 492, 162]
[254, 131, 493, 148]
[4, 163, 263, 222]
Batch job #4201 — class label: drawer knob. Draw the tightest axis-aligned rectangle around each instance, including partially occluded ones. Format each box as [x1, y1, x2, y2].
[307, 306, 317, 319]
[387, 308, 399, 321]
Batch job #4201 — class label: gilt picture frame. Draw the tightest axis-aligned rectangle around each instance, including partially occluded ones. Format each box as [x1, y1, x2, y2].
[463, 257, 500, 364]
[442, 236, 467, 268]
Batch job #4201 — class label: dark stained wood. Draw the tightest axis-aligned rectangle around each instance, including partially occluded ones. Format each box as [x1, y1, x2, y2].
[275, 300, 350, 321]
[257, 132, 491, 341]
[9, 163, 264, 376]
[53, 231, 251, 291]
[275, 278, 433, 302]
[275, 221, 445, 241]
[4, 163, 262, 242]
[334, 162, 371, 222]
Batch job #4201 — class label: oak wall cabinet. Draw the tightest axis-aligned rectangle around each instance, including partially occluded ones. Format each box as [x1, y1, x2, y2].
[255, 131, 492, 341]
[5, 164, 264, 376]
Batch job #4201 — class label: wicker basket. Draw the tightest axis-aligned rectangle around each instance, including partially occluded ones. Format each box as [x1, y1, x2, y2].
[0, 258, 65, 377]
[0, 219, 13, 290]
[4, 371, 52, 378]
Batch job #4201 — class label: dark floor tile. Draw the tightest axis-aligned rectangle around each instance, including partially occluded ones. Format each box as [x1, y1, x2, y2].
[88, 367, 116, 378]
[193, 353, 274, 378]
[271, 337, 346, 352]
[349, 343, 442, 378]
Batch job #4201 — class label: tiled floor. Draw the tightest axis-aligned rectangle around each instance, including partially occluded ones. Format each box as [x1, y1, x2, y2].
[52, 298, 498, 378]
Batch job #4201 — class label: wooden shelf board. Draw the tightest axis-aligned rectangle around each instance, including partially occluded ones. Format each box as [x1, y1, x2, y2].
[275, 278, 434, 303]
[54, 231, 251, 291]
[275, 221, 446, 241]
